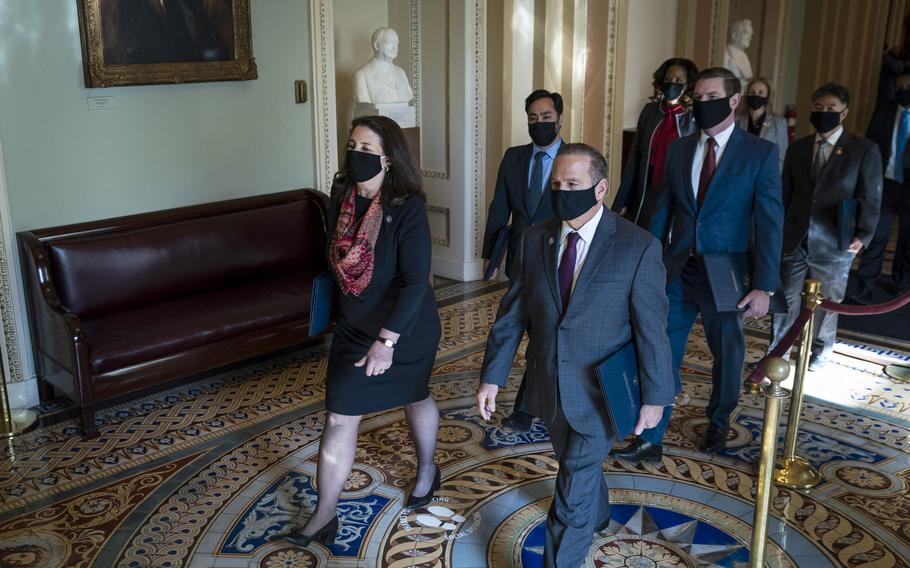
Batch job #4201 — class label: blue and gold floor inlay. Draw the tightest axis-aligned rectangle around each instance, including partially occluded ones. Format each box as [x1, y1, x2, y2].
[0, 280, 908, 567]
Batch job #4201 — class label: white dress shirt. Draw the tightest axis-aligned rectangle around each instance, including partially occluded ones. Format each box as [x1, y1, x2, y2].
[557, 204, 604, 294]
[885, 107, 910, 180]
[690, 122, 736, 199]
[813, 125, 844, 168]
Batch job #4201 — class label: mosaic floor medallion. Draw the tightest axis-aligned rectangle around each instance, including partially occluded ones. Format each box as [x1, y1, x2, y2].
[486, 489, 798, 568]
[0, 282, 908, 567]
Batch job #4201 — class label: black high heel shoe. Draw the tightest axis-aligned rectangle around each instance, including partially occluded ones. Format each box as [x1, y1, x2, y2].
[285, 515, 338, 548]
[406, 465, 441, 509]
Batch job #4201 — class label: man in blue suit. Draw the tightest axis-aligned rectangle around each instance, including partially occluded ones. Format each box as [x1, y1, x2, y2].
[613, 67, 783, 462]
[482, 89, 565, 432]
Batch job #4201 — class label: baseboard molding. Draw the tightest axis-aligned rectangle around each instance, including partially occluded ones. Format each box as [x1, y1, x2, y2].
[7, 376, 38, 409]
[431, 256, 483, 281]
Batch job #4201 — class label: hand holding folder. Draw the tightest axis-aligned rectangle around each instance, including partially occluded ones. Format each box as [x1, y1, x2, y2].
[595, 341, 641, 441]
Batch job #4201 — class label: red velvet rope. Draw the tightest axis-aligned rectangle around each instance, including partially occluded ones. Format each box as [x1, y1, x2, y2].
[820, 288, 910, 315]
[747, 288, 910, 384]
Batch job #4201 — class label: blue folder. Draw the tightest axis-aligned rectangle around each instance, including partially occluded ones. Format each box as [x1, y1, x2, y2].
[838, 198, 858, 251]
[308, 270, 338, 337]
[484, 225, 511, 280]
[595, 341, 641, 440]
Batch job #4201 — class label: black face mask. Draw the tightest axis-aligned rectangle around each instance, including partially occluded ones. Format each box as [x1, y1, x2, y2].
[809, 111, 842, 133]
[661, 82, 685, 101]
[896, 89, 910, 106]
[551, 182, 600, 221]
[693, 97, 732, 130]
[529, 121, 559, 147]
[347, 150, 383, 183]
[746, 95, 767, 110]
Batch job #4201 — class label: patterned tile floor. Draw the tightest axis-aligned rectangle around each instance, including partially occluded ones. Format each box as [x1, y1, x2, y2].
[0, 280, 908, 567]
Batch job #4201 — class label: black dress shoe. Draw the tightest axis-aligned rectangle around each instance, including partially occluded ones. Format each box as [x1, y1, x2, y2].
[501, 410, 534, 432]
[405, 465, 441, 509]
[698, 425, 729, 453]
[610, 438, 662, 463]
[285, 515, 338, 548]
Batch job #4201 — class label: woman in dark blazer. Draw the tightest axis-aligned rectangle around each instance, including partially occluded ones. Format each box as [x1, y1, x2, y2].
[612, 57, 699, 230]
[285, 116, 442, 547]
[736, 77, 789, 172]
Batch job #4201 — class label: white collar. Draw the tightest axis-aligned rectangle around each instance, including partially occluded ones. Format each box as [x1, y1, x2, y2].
[699, 122, 735, 147]
[561, 204, 604, 244]
[816, 125, 844, 146]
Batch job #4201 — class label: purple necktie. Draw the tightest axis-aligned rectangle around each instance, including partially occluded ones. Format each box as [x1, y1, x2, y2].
[558, 232, 581, 311]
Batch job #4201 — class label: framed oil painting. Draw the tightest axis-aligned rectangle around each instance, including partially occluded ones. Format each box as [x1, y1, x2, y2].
[77, 0, 258, 88]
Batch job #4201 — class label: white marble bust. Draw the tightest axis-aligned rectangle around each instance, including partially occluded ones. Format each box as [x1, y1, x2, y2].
[724, 19, 754, 88]
[352, 27, 413, 104]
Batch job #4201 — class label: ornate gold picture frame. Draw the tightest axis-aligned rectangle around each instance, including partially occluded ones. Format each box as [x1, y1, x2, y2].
[77, 0, 258, 88]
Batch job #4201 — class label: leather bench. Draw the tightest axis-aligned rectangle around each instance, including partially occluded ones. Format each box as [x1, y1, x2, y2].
[18, 189, 328, 438]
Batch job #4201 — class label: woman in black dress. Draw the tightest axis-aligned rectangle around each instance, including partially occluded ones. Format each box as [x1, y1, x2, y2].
[286, 116, 442, 547]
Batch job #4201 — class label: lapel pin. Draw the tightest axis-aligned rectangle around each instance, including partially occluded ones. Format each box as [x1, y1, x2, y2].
[386, 215, 392, 223]
[835, 148, 844, 156]
[547, 237, 555, 246]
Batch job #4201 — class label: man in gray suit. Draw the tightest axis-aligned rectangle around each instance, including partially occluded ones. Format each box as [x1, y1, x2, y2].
[476, 143, 676, 566]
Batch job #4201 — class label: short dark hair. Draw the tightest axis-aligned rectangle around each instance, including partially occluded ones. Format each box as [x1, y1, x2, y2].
[811, 82, 850, 106]
[652, 57, 699, 98]
[525, 89, 564, 115]
[697, 67, 742, 97]
[555, 143, 608, 183]
[335, 115, 426, 204]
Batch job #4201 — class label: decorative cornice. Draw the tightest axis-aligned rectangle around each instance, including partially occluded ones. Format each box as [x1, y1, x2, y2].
[709, 0, 721, 67]
[411, 0, 451, 180]
[601, 0, 619, 156]
[426, 205, 451, 247]
[310, 0, 338, 194]
[0, 212, 22, 383]
[472, 0, 487, 258]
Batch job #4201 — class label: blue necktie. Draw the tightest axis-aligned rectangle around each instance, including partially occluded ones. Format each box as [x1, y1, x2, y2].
[896, 109, 910, 183]
[528, 151, 547, 215]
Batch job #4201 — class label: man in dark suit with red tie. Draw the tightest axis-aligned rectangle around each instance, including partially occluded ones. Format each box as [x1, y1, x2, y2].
[614, 67, 783, 463]
[482, 89, 565, 432]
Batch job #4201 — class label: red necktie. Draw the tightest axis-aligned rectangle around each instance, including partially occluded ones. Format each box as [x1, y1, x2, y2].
[558, 232, 581, 311]
[696, 137, 717, 207]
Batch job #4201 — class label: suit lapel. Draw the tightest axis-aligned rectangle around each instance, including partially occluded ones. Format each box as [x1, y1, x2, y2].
[681, 135, 699, 215]
[517, 145, 533, 218]
[816, 131, 851, 186]
[568, 209, 616, 308]
[541, 221, 563, 313]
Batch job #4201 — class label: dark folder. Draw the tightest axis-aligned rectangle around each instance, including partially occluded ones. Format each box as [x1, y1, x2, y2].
[595, 341, 641, 441]
[702, 253, 786, 313]
[484, 225, 511, 280]
[308, 270, 338, 337]
[837, 198, 858, 251]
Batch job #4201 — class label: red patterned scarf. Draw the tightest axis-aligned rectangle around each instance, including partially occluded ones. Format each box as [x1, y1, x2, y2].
[648, 102, 687, 191]
[330, 189, 383, 296]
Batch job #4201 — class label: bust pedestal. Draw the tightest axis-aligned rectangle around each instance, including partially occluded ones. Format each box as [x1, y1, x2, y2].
[353, 102, 417, 129]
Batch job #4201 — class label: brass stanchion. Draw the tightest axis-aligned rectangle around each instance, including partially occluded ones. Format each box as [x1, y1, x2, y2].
[0, 359, 38, 439]
[750, 357, 790, 568]
[774, 279, 823, 490]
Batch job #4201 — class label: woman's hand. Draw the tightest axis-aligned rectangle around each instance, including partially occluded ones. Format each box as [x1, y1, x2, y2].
[355, 340, 394, 376]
